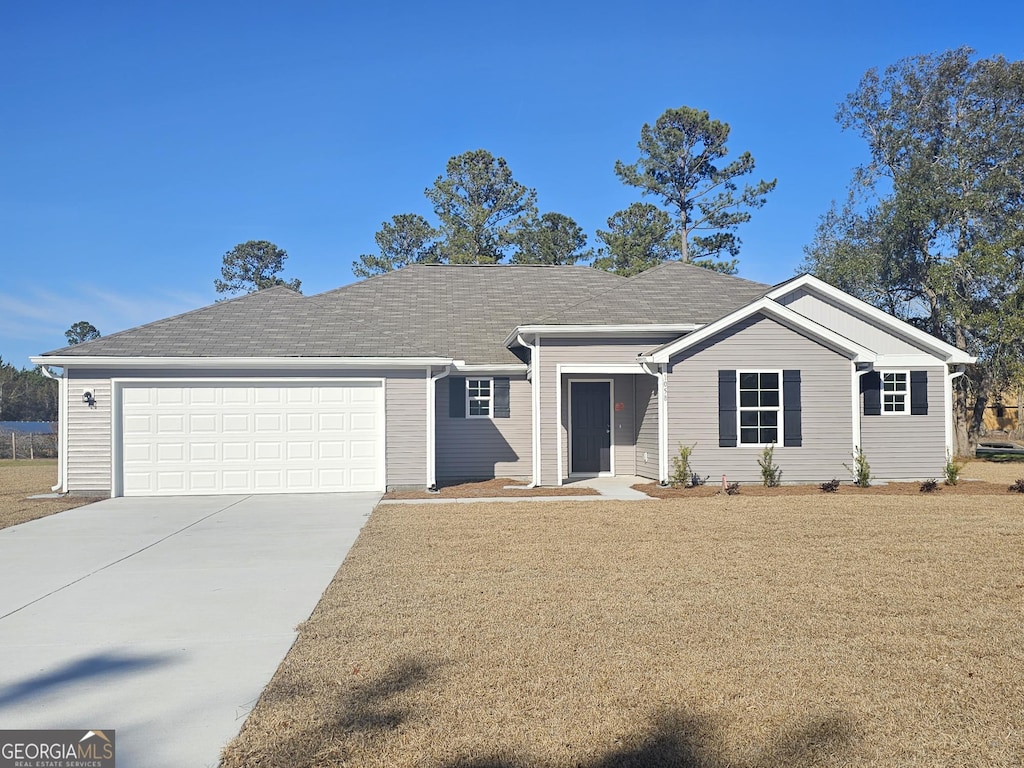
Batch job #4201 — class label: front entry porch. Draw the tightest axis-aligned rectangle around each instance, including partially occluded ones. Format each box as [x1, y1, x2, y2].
[554, 370, 664, 485]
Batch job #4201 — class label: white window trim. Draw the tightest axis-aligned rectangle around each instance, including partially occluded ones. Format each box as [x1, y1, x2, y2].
[466, 377, 493, 419]
[881, 370, 911, 415]
[737, 369, 783, 447]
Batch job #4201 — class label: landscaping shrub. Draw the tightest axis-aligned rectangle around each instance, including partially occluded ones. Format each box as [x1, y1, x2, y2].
[845, 446, 872, 487]
[820, 478, 840, 493]
[1009, 479, 1024, 493]
[669, 443, 695, 488]
[758, 443, 782, 487]
[723, 481, 740, 496]
[920, 479, 940, 493]
[944, 452, 964, 486]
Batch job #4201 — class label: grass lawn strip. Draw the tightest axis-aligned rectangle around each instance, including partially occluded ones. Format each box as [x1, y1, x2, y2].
[0, 460, 93, 530]
[221, 495, 1024, 768]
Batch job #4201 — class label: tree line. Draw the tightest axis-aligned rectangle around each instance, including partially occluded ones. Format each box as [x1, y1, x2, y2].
[1, 322, 102, 421]
[140, 49, 1024, 450]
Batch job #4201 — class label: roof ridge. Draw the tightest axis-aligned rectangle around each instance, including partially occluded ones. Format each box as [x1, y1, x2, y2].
[534, 262, 681, 323]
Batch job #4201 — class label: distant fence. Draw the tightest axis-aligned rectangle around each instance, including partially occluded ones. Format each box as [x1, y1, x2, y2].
[0, 423, 58, 459]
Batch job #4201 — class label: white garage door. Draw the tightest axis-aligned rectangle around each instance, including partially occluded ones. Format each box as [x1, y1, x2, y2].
[119, 381, 384, 496]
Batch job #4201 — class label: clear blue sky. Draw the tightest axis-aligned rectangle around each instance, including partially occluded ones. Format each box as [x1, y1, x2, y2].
[2, 0, 1021, 367]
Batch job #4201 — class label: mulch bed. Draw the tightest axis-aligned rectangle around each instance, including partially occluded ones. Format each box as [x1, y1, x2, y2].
[636, 480, 1022, 498]
[384, 478, 596, 499]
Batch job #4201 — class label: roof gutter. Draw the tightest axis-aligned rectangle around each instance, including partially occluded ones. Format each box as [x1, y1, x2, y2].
[506, 324, 700, 348]
[29, 356, 456, 369]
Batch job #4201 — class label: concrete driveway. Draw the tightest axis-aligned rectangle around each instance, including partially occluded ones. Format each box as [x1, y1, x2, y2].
[0, 492, 379, 768]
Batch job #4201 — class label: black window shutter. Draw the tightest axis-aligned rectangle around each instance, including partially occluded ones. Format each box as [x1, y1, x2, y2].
[783, 370, 802, 447]
[910, 371, 929, 415]
[449, 376, 466, 418]
[861, 371, 881, 416]
[718, 370, 737, 447]
[493, 377, 510, 418]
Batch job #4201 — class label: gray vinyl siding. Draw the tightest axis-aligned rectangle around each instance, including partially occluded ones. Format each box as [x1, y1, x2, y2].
[436, 376, 532, 480]
[777, 288, 927, 356]
[860, 367, 946, 479]
[66, 373, 112, 494]
[64, 366, 427, 493]
[634, 375, 659, 480]
[538, 337, 673, 483]
[384, 372, 428, 487]
[667, 314, 854, 483]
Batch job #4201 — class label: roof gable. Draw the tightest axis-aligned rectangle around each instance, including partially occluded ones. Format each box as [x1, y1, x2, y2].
[767, 275, 975, 364]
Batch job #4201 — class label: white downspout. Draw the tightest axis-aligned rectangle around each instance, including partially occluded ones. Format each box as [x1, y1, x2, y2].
[852, 361, 873, 457]
[39, 365, 66, 493]
[516, 334, 540, 487]
[946, 364, 966, 458]
[426, 365, 451, 491]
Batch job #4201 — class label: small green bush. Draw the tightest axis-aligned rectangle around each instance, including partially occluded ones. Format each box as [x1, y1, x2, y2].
[669, 443, 695, 488]
[758, 444, 782, 487]
[844, 446, 872, 487]
[943, 452, 964, 486]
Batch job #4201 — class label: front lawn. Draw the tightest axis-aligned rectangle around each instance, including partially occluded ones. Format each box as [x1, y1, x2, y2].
[221, 494, 1023, 768]
[0, 460, 92, 530]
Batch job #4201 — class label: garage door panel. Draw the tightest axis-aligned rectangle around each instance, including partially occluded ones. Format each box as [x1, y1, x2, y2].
[286, 413, 314, 432]
[189, 414, 218, 433]
[350, 412, 377, 431]
[222, 442, 249, 461]
[190, 443, 217, 462]
[157, 415, 185, 433]
[254, 442, 281, 460]
[255, 413, 282, 432]
[223, 414, 249, 432]
[156, 388, 185, 406]
[157, 443, 185, 462]
[221, 388, 250, 405]
[120, 382, 384, 496]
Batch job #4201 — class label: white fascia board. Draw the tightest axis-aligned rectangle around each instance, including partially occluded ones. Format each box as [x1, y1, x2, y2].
[505, 324, 700, 348]
[29, 356, 455, 369]
[874, 354, 952, 368]
[452, 363, 528, 374]
[559, 363, 647, 374]
[766, 275, 976, 364]
[642, 298, 876, 364]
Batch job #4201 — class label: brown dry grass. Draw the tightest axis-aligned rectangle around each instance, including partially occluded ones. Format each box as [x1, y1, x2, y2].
[221, 494, 1024, 768]
[385, 478, 595, 499]
[0, 460, 92, 530]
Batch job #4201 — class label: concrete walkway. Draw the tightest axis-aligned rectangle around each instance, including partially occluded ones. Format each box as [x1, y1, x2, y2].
[0, 493, 378, 768]
[379, 476, 656, 505]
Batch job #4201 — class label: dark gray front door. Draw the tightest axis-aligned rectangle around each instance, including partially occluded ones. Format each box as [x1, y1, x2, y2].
[571, 381, 611, 473]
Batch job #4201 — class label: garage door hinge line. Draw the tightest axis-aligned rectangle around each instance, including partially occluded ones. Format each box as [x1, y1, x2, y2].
[0, 496, 250, 622]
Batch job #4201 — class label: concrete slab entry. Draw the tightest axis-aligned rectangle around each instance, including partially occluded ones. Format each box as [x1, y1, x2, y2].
[0, 492, 379, 768]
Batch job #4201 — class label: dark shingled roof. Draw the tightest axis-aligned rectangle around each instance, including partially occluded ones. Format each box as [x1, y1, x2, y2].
[537, 261, 769, 325]
[42, 263, 771, 365]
